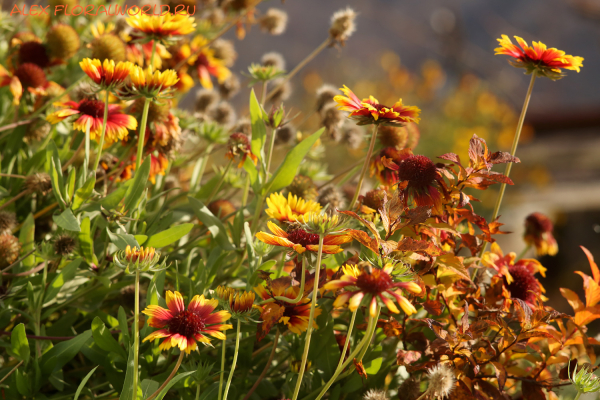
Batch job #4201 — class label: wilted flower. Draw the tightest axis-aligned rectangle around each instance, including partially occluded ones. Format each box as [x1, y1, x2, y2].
[0, 212, 17, 235]
[495, 35, 583, 80]
[25, 173, 52, 195]
[261, 52, 286, 72]
[329, 7, 357, 45]
[265, 192, 322, 223]
[127, 11, 195, 43]
[425, 364, 455, 398]
[259, 8, 288, 35]
[54, 234, 77, 256]
[286, 175, 318, 202]
[143, 290, 232, 353]
[334, 86, 421, 126]
[226, 133, 258, 167]
[569, 363, 600, 393]
[324, 263, 421, 317]
[113, 245, 166, 273]
[361, 188, 388, 214]
[46, 24, 80, 61]
[256, 221, 352, 254]
[79, 58, 134, 90]
[524, 212, 558, 256]
[0, 234, 21, 268]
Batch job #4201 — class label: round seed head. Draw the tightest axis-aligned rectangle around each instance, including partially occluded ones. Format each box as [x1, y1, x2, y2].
[218, 74, 241, 99]
[195, 88, 220, 113]
[0, 234, 21, 268]
[46, 24, 80, 60]
[426, 364, 455, 398]
[91, 33, 126, 62]
[18, 41, 50, 68]
[259, 8, 288, 35]
[275, 124, 295, 145]
[261, 52, 286, 71]
[25, 173, 52, 195]
[315, 84, 338, 113]
[54, 234, 77, 256]
[211, 39, 237, 67]
[0, 212, 17, 235]
[329, 7, 357, 44]
[209, 102, 236, 126]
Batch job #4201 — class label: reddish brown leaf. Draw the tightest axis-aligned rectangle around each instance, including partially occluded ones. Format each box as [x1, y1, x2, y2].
[513, 298, 533, 326]
[448, 380, 473, 400]
[353, 358, 367, 379]
[489, 151, 520, 165]
[438, 153, 462, 164]
[581, 246, 600, 284]
[460, 301, 470, 334]
[257, 303, 284, 342]
[397, 237, 443, 256]
[346, 229, 379, 254]
[521, 381, 546, 400]
[380, 156, 399, 171]
[423, 300, 445, 316]
[491, 361, 507, 391]
[396, 349, 422, 366]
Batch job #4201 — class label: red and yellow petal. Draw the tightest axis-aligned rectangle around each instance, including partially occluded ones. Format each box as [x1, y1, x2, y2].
[166, 290, 185, 314]
[348, 292, 365, 311]
[379, 294, 399, 314]
[142, 305, 173, 327]
[143, 329, 171, 342]
[204, 310, 231, 325]
[323, 234, 353, 245]
[332, 291, 353, 307]
[267, 221, 288, 238]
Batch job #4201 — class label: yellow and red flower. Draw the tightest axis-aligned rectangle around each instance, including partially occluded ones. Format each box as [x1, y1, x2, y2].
[0, 63, 55, 105]
[79, 58, 134, 90]
[184, 36, 231, 89]
[265, 192, 322, 223]
[334, 85, 421, 126]
[226, 133, 258, 168]
[524, 212, 558, 257]
[126, 65, 179, 99]
[126, 11, 196, 43]
[495, 35, 583, 80]
[46, 99, 137, 144]
[323, 263, 421, 317]
[149, 153, 169, 184]
[256, 221, 351, 254]
[143, 290, 232, 353]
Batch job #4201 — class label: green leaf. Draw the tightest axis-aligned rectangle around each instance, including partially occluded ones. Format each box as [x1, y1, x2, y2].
[74, 366, 99, 400]
[44, 258, 82, 304]
[41, 330, 92, 375]
[66, 167, 77, 205]
[264, 127, 325, 194]
[19, 213, 35, 269]
[141, 379, 159, 398]
[107, 228, 140, 250]
[152, 371, 195, 400]
[101, 180, 132, 210]
[249, 89, 267, 163]
[11, 323, 30, 365]
[91, 317, 127, 359]
[73, 173, 96, 211]
[364, 357, 383, 374]
[79, 218, 96, 264]
[123, 157, 151, 213]
[119, 346, 137, 400]
[46, 140, 65, 207]
[188, 197, 234, 250]
[117, 307, 130, 348]
[243, 155, 259, 186]
[52, 208, 81, 232]
[145, 223, 194, 248]
[134, 235, 148, 245]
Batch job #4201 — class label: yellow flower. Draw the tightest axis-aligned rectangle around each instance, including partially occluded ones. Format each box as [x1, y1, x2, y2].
[265, 192, 322, 223]
[79, 58, 134, 89]
[126, 65, 179, 99]
[127, 12, 195, 43]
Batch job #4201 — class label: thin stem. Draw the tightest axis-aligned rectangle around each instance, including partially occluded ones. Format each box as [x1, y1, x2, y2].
[146, 352, 185, 400]
[260, 81, 268, 106]
[251, 195, 266, 234]
[218, 329, 227, 400]
[242, 329, 280, 400]
[136, 98, 151, 171]
[93, 90, 110, 172]
[192, 143, 215, 191]
[516, 244, 532, 261]
[0, 190, 28, 211]
[349, 124, 379, 209]
[476, 73, 537, 273]
[241, 174, 250, 208]
[291, 235, 324, 400]
[222, 319, 242, 400]
[275, 252, 286, 278]
[336, 309, 357, 371]
[265, 37, 332, 102]
[317, 157, 366, 190]
[573, 392, 582, 400]
[0, 360, 23, 384]
[0, 173, 26, 179]
[132, 270, 140, 400]
[84, 124, 91, 178]
[207, 159, 234, 203]
[415, 389, 431, 400]
[265, 127, 277, 178]
[0, 119, 33, 134]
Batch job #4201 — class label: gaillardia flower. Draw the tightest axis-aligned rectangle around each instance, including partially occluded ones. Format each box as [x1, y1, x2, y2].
[46, 99, 137, 144]
[113, 245, 166, 273]
[256, 221, 352, 254]
[79, 58, 134, 90]
[524, 212, 558, 257]
[126, 66, 179, 99]
[226, 133, 258, 167]
[334, 85, 421, 126]
[126, 11, 196, 43]
[265, 192, 322, 223]
[216, 286, 257, 320]
[143, 291, 232, 353]
[495, 35, 583, 80]
[323, 263, 421, 317]
[186, 36, 231, 89]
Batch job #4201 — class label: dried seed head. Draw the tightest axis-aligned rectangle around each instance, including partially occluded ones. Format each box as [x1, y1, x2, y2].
[261, 52, 286, 72]
[0, 212, 17, 235]
[318, 186, 346, 212]
[329, 7, 357, 44]
[342, 125, 364, 150]
[205, 8, 225, 26]
[211, 39, 237, 67]
[363, 389, 389, 400]
[259, 8, 288, 35]
[25, 173, 52, 195]
[218, 74, 241, 99]
[268, 77, 292, 105]
[378, 125, 408, 149]
[71, 81, 96, 102]
[321, 103, 344, 141]
[397, 377, 421, 400]
[14, 63, 47, 89]
[275, 124, 295, 145]
[195, 89, 220, 113]
[91, 33, 126, 62]
[362, 188, 387, 211]
[18, 41, 50, 68]
[315, 84, 338, 113]
[426, 364, 455, 398]
[209, 102, 237, 126]
[0, 234, 21, 268]
[46, 24, 80, 60]
[54, 234, 77, 256]
[25, 120, 51, 143]
[287, 175, 318, 202]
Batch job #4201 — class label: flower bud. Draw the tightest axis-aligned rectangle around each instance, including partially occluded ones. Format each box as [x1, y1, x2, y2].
[113, 245, 166, 274]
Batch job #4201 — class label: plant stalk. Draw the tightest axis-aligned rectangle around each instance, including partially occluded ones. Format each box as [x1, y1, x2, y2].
[265, 127, 277, 178]
[93, 90, 110, 172]
[84, 124, 91, 178]
[146, 352, 185, 400]
[349, 124, 379, 209]
[242, 329, 280, 400]
[136, 98, 151, 171]
[207, 158, 234, 203]
[222, 319, 242, 400]
[132, 270, 140, 399]
[218, 328, 227, 400]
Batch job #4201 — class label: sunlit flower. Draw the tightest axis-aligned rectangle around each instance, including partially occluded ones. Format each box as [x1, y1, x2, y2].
[265, 192, 322, 223]
[149, 153, 169, 184]
[495, 35, 583, 80]
[334, 85, 421, 126]
[324, 263, 421, 317]
[125, 65, 179, 99]
[370, 147, 409, 186]
[226, 133, 258, 167]
[46, 99, 137, 144]
[79, 58, 134, 90]
[426, 364, 455, 399]
[127, 11, 196, 43]
[185, 36, 231, 89]
[143, 290, 232, 353]
[524, 212, 558, 257]
[114, 245, 166, 273]
[216, 286, 257, 320]
[256, 221, 352, 254]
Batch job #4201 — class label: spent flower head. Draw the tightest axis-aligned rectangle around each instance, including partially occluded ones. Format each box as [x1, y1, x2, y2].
[426, 364, 455, 398]
[114, 245, 167, 273]
[245, 63, 285, 84]
[329, 7, 357, 45]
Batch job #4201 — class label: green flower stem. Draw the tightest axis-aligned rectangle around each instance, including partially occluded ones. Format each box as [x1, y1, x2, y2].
[516, 244, 532, 261]
[146, 352, 185, 400]
[265, 127, 276, 179]
[251, 195, 266, 234]
[223, 319, 242, 400]
[242, 173, 251, 208]
[93, 90, 110, 172]
[260, 255, 306, 305]
[275, 252, 286, 278]
[573, 392, 582, 400]
[291, 235, 324, 400]
[349, 124, 379, 210]
[136, 98, 151, 172]
[207, 158, 234, 203]
[475, 72, 537, 277]
[191, 143, 215, 191]
[83, 124, 91, 178]
[132, 270, 140, 399]
[218, 328, 227, 400]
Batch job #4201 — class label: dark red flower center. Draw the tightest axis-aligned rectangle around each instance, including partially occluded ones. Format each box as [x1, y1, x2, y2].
[19, 41, 50, 68]
[505, 264, 540, 304]
[78, 99, 105, 118]
[168, 310, 205, 338]
[397, 155, 437, 189]
[525, 213, 553, 234]
[355, 269, 393, 295]
[286, 228, 320, 247]
[14, 63, 47, 89]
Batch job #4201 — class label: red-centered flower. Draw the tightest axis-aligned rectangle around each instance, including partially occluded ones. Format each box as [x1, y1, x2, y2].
[126, 11, 196, 43]
[226, 133, 258, 168]
[143, 290, 232, 353]
[370, 147, 411, 186]
[524, 212, 558, 257]
[0, 63, 51, 105]
[256, 221, 352, 254]
[495, 35, 583, 80]
[334, 85, 421, 126]
[46, 99, 137, 144]
[323, 264, 421, 317]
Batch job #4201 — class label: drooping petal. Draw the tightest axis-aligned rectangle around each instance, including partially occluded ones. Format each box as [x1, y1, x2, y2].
[379, 293, 400, 314]
[348, 292, 365, 311]
[143, 329, 171, 342]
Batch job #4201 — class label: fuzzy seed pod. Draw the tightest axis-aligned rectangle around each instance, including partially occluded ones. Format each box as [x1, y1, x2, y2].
[397, 377, 421, 400]
[0, 212, 17, 235]
[209, 102, 236, 126]
[233, 119, 252, 137]
[208, 199, 237, 222]
[363, 389, 389, 400]
[46, 24, 80, 60]
[362, 188, 387, 211]
[321, 103, 344, 141]
[329, 7, 357, 45]
[218, 74, 241, 100]
[318, 186, 346, 212]
[378, 125, 408, 149]
[25, 173, 52, 195]
[268, 77, 292, 105]
[286, 175, 318, 202]
[195, 89, 220, 113]
[25, 120, 51, 143]
[259, 8, 288, 35]
[0, 234, 21, 268]
[14, 63, 47, 89]
[426, 364, 455, 399]
[70, 81, 96, 102]
[261, 52, 286, 71]
[275, 124, 295, 145]
[205, 8, 225, 26]
[54, 234, 77, 256]
[91, 33, 126, 62]
[315, 84, 338, 113]
[18, 41, 50, 68]
[211, 39, 237, 67]
[342, 125, 364, 150]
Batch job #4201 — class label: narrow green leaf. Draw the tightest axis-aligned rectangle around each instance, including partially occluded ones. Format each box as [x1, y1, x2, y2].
[188, 197, 234, 250]
[66, 167, 76, 205]
[78, 218, 96, 264]
[117, 306, 130, 348]
[141, 380, 159, 398]
[123, 157, 151, 213]
[119, 345, 136, 400]
[19, 213, 35, 269]
[46, 140, 65, 207]
[249, 89, 267, 162]
[73, 173, 96, 211]
[145, 223, 194, 248]
[264, 127, 325, 193]
[91, 317, 127, 359]
[44, 258, 82, 304]
[106, 228, 140, 250]
[11, 323, 30, 365]
[74, 366, 99, 400]
[364, 357, 383, 374]
[53, 208, 81, 232]
[134, 235, 148, 245]
[101, 180, 132, 210]
[41, 330, 92, 375]
[50, 159, 66, 208]
[243, 145, 259, 186]
[152, 371, 195, 400]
